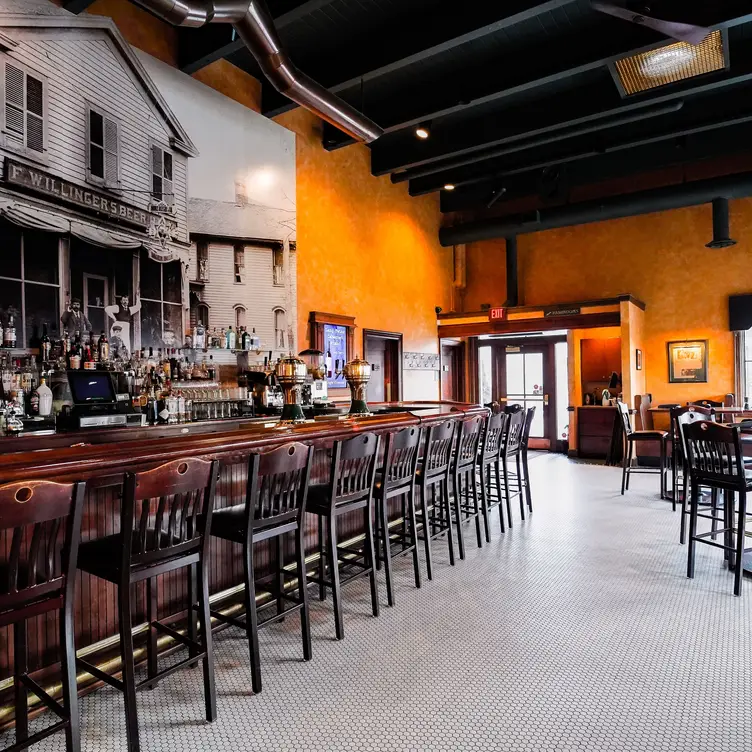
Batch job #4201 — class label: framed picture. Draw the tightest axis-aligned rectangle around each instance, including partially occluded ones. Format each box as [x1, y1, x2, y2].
[667, 340, 708, 383]
[635, 349, 642, 371]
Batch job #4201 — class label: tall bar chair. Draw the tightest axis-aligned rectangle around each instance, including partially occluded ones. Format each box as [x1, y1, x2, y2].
[499, 406, 525, 527]
[77, 457, 219, 752]
[519, 406, 536, 516]
[209, 442, 314, 693]
[617, 401, 669, 502]
[477, 411, 507, 538]
[683, 420, 752, 596]
[374, 425, 422, 606]
[450, 415, 484, 558]
[415, 419, 458, 580]
[307, 432, 380, 640]
[0, 479, 85, 752]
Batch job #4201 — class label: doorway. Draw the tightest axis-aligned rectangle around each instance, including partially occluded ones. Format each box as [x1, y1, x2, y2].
[83, 273, 108, 334]
[478, 335, 567, 451]
[363, 329, 403, 403]
[441, 341, 464, 401]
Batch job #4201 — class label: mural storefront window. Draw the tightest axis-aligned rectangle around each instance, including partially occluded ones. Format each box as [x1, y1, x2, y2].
[140, 250, 182, 349]
[0, 223, 60, 347]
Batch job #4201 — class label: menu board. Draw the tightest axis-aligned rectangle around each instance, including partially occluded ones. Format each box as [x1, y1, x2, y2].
[323, 323, 347, 389]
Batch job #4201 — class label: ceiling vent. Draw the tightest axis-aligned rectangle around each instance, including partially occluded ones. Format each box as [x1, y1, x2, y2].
[613, 30, 725, 95]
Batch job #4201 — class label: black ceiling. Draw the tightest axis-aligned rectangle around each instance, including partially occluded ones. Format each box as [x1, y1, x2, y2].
[70, 1, 752, 216]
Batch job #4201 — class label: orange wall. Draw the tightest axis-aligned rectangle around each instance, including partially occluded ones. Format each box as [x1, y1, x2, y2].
[464, 200, 752, 404]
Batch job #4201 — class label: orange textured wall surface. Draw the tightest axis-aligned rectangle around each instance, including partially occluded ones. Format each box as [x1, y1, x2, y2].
[275, 108, 452, 399]
[464, 200, 752, 403]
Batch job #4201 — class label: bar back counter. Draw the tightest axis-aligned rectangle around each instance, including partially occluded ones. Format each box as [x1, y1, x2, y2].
[0, 401, 486, 727]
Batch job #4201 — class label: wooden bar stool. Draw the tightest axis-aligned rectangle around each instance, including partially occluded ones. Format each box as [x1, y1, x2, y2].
[374, 425, 422, 606]
[415, 419, 458, 579]
[499, 407, 525, 527]
[209, 442, 314, 693]
[683, 421, 752, 597]
[477, 411, 508, 537]
[449, 415, 484, 558]
[76, 457, 219, 752]
[617, 401, 669, 501]
[0, 479, 85, 752]
[307, 432, 381, 640]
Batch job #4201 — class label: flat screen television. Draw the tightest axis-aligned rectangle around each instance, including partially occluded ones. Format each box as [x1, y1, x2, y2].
[67, 371, 116, 405]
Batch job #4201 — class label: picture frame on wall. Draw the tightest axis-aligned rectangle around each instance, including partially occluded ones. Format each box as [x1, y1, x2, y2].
[635, 349, 642, 371]
[667, 340, 708, 383]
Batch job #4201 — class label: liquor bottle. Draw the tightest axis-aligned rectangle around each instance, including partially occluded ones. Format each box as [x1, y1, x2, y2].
[193, 322, 206, 350]
[146, 347, 156, 370]
[207, 355, 216, 382]
[3, 315, 16, 349]
[69, 333, 82, 370]
[30, 377, 53, 417]
[62, 330, 71, 358]
[146, 384, 158, 425]
[98, 330, 109, 363]
[250, 327, 260, 351]
[88, 331, 98, 362]
[41, 323, 52, 362]
[227, 325, 236, 350]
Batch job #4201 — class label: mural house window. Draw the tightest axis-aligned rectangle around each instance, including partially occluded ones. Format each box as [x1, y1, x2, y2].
[197, 303, 209, 328]
[87, 106, 119, 187]
[3, 58, 45, 156]
[272, 247, 284, 286]
[140, 250, 182, 349]
[151, 144, 173, 206]
[235, 305, 247, 331]
[0, 224, 60, 347]
[234, 245, 245, 284]
[196, 241, 209, 282]
[274, 307, 286, 350]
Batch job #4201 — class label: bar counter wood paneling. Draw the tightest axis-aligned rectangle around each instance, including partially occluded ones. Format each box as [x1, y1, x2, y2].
[0, 401, 486, 725]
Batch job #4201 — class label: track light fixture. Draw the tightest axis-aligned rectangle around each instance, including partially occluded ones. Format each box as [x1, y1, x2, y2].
[415, 121, 432, 140]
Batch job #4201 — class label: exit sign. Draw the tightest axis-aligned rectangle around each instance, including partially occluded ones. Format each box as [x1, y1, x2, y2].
[489, 307, 506, 321]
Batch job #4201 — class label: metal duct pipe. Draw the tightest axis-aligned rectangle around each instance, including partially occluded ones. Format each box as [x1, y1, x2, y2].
[134, 0, 384, 143]
[439, 172, 752, 247]
[505, 236, 519, 307]
[706, 197, 737, 248]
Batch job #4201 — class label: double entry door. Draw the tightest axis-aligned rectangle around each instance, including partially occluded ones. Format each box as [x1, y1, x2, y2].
[479, 339, 561, 450]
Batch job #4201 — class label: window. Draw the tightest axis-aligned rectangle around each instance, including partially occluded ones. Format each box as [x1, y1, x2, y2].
[140, 251, 182, 348]
[3, 59, 45, 155]
[87, 106, 119, 187]
[234, 245, 245, 284]
[197, 303, 209, 328]
[273, 247, 284, 286]
[274, 308, 286, 350]
[151, 144, 173, 206]
[235, 305, 247, 330]
[196, 242, 209, 282]
[0, 223, 60, 347]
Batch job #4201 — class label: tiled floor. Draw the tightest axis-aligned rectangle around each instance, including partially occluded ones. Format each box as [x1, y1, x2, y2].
[8, 454, 752, 751]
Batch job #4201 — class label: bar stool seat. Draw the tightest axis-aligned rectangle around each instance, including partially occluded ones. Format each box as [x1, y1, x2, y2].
[631, 429, 669, 440]
[306, 483, 371, 513]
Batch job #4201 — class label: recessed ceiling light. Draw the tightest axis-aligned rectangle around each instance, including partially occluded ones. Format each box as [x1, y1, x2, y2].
[415, 121, 431, 140]
[443, 184, 455, 191]
[614, 30, 725, 95]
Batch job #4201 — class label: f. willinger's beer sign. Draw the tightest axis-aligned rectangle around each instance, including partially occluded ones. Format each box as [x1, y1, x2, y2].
[5, 159, 150, 230]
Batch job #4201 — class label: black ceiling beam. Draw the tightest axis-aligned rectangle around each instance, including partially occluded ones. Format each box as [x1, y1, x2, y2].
[62, 0, 98, 11]
[372, 43, 752, 178]
[177, 0, 340, 74]
[262, 0, 581, 118]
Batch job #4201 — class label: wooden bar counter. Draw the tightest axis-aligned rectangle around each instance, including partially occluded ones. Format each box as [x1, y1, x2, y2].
[0, 401, 486, 724]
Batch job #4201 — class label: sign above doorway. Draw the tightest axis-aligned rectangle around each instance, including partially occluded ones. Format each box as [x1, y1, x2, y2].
[489, 307, 506, 322]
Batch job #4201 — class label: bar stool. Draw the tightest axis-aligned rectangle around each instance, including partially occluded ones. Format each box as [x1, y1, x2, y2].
[77, 457, 219, 752]
[209, 442, 314, 693]
[683, 420, 752, 596]
[519, 406, 536, 517]
[0, 479, 85, 752]
[307, 432, 380, 640]
[499, 407, 525, 527]
[374, 425, 422, 606]
[449, 415, 484, 558]
[477, 411, 508, 537]
[415, 419, 458, 580]
[617, 401, 669, 501]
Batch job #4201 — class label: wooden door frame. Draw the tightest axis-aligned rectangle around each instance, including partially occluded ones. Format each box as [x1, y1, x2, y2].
[440, 338, 466, 402]
[363, 329, 403, 403]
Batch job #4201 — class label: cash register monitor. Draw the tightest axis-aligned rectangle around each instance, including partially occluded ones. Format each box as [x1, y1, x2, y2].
[68, 371, 116, 406]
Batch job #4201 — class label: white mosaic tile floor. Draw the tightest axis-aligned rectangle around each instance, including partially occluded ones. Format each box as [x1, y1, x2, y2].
[6, 454, 752, 751]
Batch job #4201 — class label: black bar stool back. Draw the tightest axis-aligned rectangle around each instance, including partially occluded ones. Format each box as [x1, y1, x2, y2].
[210, 442, 314, 693]
[308, 432, 381, 640]
[0, 479, 85, 752]
[77, 457, 219, 752]
[520, 406, 536, 516]
[478, 411, 508, 536]
[450, 416, 484, 559]
[375, 425, 422, 606]
[683, 420, 751, 596]
[499, 407, 525, 526]
[416, 419, 458, 579]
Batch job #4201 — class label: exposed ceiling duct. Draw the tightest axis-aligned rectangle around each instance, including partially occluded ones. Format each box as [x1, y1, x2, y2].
[706, 197, 737, 248]
[439, 172, 752, 246]
[133, 0, 384, 143]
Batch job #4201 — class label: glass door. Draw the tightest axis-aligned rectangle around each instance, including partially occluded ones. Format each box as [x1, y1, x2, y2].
[503, 347, 546, 438]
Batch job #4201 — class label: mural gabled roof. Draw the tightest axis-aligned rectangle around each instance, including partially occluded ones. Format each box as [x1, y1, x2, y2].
[0, 9, 198, 158]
